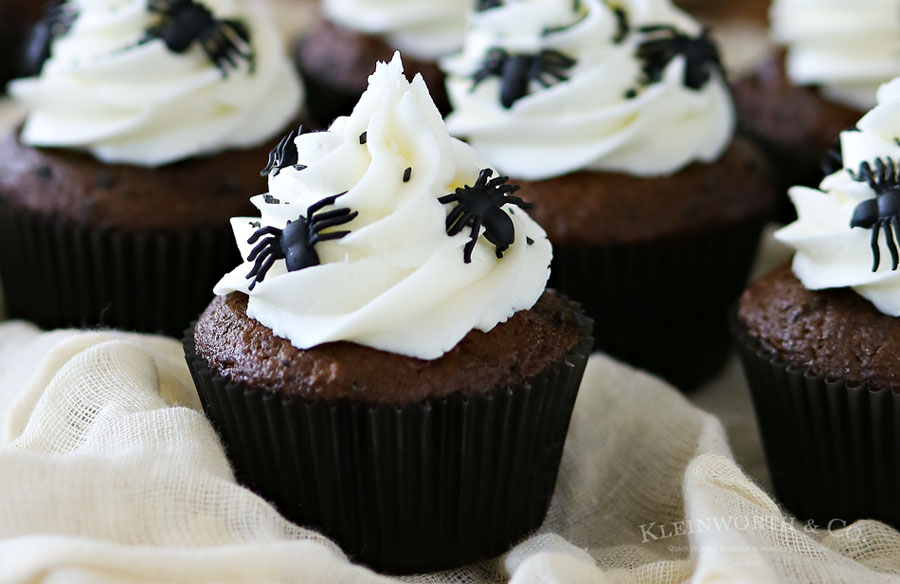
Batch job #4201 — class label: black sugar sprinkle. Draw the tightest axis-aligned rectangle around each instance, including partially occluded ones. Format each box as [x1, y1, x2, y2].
[625, 88, 638, 99]
[263, 194, 282, 204]
[359, 132, 367, 145]
[527, 237, 534, 245]
[249, 220, 261, 228]
[403, 167, 412, 182]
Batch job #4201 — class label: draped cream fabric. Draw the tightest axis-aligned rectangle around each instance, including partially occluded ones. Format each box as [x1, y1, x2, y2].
[1, 319, 899, 584]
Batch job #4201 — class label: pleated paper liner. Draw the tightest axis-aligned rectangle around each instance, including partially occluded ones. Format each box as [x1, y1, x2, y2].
[549, 213, 767, 391]
[183, 305, 594, 575]
[731, 314, 900, 529]
[0, 199, 239, 337]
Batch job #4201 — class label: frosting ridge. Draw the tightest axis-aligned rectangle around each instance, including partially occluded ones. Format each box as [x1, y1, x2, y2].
[777, 77, 900, 316]
[771, 0, 900, 111]
[213, 53, 553, 359]
[442, 0, 735, 180]
[322, 0, 471, 61]
[9, 0, 303, 167]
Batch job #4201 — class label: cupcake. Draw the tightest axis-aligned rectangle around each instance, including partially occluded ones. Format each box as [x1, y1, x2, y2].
[0, 0, 46, 90]
[442, 0, 774, 389]
[294, 0, 471, 125]
[0, 0, 303, 335]
[733, 0, 900, 219]
[183, 53, 593, 573]
[733, 78, 900, 528]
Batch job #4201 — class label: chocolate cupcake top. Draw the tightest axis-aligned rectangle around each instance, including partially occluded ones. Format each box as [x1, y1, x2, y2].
[322, 0, 472, 61]
[442, 0, 734, 180]
[213, 53, 553, 360]
[8, 0, 302, 167]
[771, 0, 900, 111]
[777, 77, 900, 316]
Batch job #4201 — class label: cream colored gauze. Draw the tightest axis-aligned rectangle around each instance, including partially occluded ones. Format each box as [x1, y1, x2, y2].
[0, 318, 898, 584]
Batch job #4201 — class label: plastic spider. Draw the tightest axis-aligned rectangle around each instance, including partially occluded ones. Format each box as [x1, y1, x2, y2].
[849, 157, 900, 272]
[245, 193, 358, 289]
[19, 1, 78, 77]
[636, 25, 723, 90]
[476, 0, 502, 10]
[260, 129, 306, 177]
[145, 0, 255, 76]
[471, 48, 576, 109]
[438, 169, 533, 264]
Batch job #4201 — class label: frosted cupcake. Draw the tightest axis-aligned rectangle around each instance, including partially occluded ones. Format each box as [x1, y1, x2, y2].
[442, 0, 773, 389]
[0, 0, 303, 335]
[734, 78, 900, 528]
[734, 0, 900, 218]
[294, 0, 472, 124]
[184, 53, 593, 573]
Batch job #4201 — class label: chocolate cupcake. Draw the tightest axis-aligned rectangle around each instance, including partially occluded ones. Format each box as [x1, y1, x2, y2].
[0, 0, 303, 335]
[733, 80, 900, 527]
[0, 0, 46, 90]
[294, 0, 468, 125]
[734, 0, 900, 220]
[184, 54, 593, 573]
[442, 0, 774, 389]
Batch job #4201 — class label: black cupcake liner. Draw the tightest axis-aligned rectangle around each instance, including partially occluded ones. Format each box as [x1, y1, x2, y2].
[550, 214, 767, 391]
[731, 315, 900, 529]
[183, 304, 593, 574]
[0, 200, 238, 337]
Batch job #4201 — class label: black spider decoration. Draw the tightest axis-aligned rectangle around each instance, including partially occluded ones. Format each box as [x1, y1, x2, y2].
[636, 25, 723, 90]
[145, 0, 255, 76]
[245, 193, 358, 289]
[19, 1, 78, 77]
[471, 48, 576, 108]
[849, 157, 900, 272]
[476, 0, 502, 10]
[606, 2, 630, 44]
[260, 128, 306, 177]
[439, 169, 533, 264]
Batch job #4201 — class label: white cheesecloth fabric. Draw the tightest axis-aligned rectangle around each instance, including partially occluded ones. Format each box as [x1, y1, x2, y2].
[1, 227, 900, 584]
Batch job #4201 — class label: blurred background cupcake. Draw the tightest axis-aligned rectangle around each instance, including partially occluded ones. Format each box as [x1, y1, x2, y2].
[294, 0, 471, 125]
[0, 0, 46, 92]
[185, 54, 593, 573]
[733, 0, 900, 220]
[734, 78, 900, 528]
[0, 0, 303, 336]
[442, 0, 774, 389]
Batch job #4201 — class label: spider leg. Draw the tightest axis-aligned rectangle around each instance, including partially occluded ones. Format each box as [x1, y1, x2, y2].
[310, 230, 352, 245]
[503, 194, 534, 209]
[475, 168, 493, 189]
[437, 193, 459, 204]
[247, 226, 282, 245]
[246, 246, 273, 279]
[871, 222, 882, 272]
[311, 207, 354, 224]
[247, 255, 277, 290]
[444, 204, 467, 232]
[463, 217, 484, 264]
[447, 210, 473, 236]
[312, 210, 358, 232]
[889, 218, 900, 270]
[247, 237, 277, 262]
[486, 175, 511, 188]
[308, 192, 348, 216]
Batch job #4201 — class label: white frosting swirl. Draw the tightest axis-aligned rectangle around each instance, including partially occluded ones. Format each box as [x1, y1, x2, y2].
[9, 0, 303, 167]
[776, 78, 900, 316]
[322, 0, 471, 61]
[442, 0, 734, 181]
[213, 54, 553, 360]
[771, 0, 900, 111]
